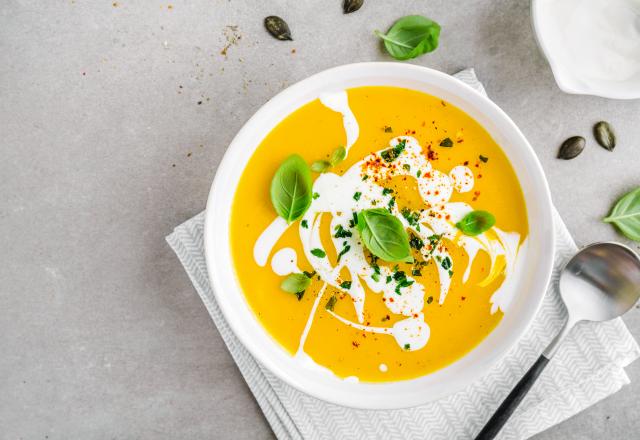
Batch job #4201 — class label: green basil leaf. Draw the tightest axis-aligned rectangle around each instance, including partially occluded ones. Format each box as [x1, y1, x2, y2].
[604, 187, 640, 241]
[311, 160, 331, 173]
[375, 15, 441, 61]
[270, 155, 313, 223]
[356, 208, 413, 263]
[455, 210, 496, 236]
[330, 146, 346, 166]
[280, 273, 311, 295]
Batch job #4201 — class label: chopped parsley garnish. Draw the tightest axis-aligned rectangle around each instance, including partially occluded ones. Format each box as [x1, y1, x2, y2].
[337, 243, 351, 262]
[310, 248, 326, 258]
[412, 269, 422, 276]
[427, 296, 434, 304]
[416, 170, 422, 178]
[348, 211, 358, 228]
[340, 280, 352, 290]
[301, 220, 308, 229]
[353, 191, 362, 201]
[426, 234, 442, 256]
[325, 295, 337, 311]
[387, 197, 396, 211]
[401, 208, 421, 228]
[303, 270, 316, 279]
[312, 192, 320, 200]
[370, 256, 381, 282]
[382, 187, 394, 196]
[386, 275, 392, 284]
[479, 155, 489, 163]
[362, 175, 369, 181]
[380, 139, 406, 162]
[439, 137, 453, 148]
[334, 224, 352, 238]
[409, 232, 424, 250]
[448, 269, 454, 277]
[392, 270, 414, 295]
[402, 164, 411, 172]
[384, 125, 393, 133]
[441, 256, 452, 270]
[404, 343, 411, 350]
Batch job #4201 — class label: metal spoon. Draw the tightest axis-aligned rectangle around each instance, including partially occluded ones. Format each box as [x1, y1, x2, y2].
[476, 242, 640, 440]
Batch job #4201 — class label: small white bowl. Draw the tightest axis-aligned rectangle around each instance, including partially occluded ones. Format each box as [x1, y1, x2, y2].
[532, 0, 640, 99]
[204, 63, 555, 409]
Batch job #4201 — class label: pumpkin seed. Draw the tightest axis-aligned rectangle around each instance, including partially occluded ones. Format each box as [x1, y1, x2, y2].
[343, 0, 364, 13]
[594, 121, 616, 151]
[264, 16, 292, 41]
[557, 136, 585, 160]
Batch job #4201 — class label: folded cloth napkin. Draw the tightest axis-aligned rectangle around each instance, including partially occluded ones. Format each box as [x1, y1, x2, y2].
[166, 69, 639, 440]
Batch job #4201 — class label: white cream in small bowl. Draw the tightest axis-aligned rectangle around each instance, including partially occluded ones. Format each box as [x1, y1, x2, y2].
[532, 0, 640, 99]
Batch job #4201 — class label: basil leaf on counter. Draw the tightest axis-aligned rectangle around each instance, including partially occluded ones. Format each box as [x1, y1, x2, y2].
[375, 15, 441, 61]
[270, 154, 312, 223]
[280, 273, 311, 296]
[455, 210, 496, 236]
[356, 208, 413, 263]
[604, 187, 640, 241]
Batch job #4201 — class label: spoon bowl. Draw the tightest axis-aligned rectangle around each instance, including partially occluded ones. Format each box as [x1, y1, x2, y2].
[476, 241, 640, 439]
[560, 242, 640, 323]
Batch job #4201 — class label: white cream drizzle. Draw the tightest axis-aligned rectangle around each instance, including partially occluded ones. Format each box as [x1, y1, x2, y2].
[271, 248, 299, 276]
[319, 90, 359, 154]
[251, 92, 526, 371]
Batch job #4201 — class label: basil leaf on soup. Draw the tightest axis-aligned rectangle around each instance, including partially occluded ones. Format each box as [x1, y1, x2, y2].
[270, 154, 313, 223]
[280, 273, 311, 295]
[375, 15, 441, 61]
[604, 187, 640, 241]
[330, 146, 346, 166]
[456, 210, 496, 236]
[311, 160, 331, 173]
[356, 208, 413, 263]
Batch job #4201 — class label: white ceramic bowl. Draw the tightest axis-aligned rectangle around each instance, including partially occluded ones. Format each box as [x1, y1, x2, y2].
[204, 62, 555, 409]
[531, 0, 640, 99]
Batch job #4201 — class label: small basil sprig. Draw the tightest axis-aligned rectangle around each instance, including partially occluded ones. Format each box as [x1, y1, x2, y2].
[280, 273, 311, 300]
[375, 15, 441, 61]
[456, 210, 496, 236]
[270, 155, 312, 223]
[604, 187, 640, 241]
[311, 146, 347, 173]
[357, 208, 413, 263]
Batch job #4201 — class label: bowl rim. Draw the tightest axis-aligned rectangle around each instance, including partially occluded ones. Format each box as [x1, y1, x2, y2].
[204, 62, 555, 409]
[530, 0, 640, 100]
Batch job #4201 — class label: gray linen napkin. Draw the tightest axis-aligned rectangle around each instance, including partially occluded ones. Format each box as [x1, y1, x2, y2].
[166, 69, 639, 440]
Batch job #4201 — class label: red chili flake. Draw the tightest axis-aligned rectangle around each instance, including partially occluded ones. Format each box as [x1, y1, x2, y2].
[463, 161, 469, 166]
[352, 341, 360, 348]
[477, 174, 482, 178]
[457, 139, 464, 143]
[461, 296, 466, 301]
[475, 163, 480, 168]
[411, 130, 416, 134]
[389, 297, 395, 303]
[445, 214, 451, 220]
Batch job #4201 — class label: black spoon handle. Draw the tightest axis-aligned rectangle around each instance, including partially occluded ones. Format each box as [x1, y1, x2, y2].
[475, 355, 550, 440]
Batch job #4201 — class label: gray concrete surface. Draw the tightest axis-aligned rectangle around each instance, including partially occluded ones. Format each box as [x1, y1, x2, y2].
[1, 0, 639, 438]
